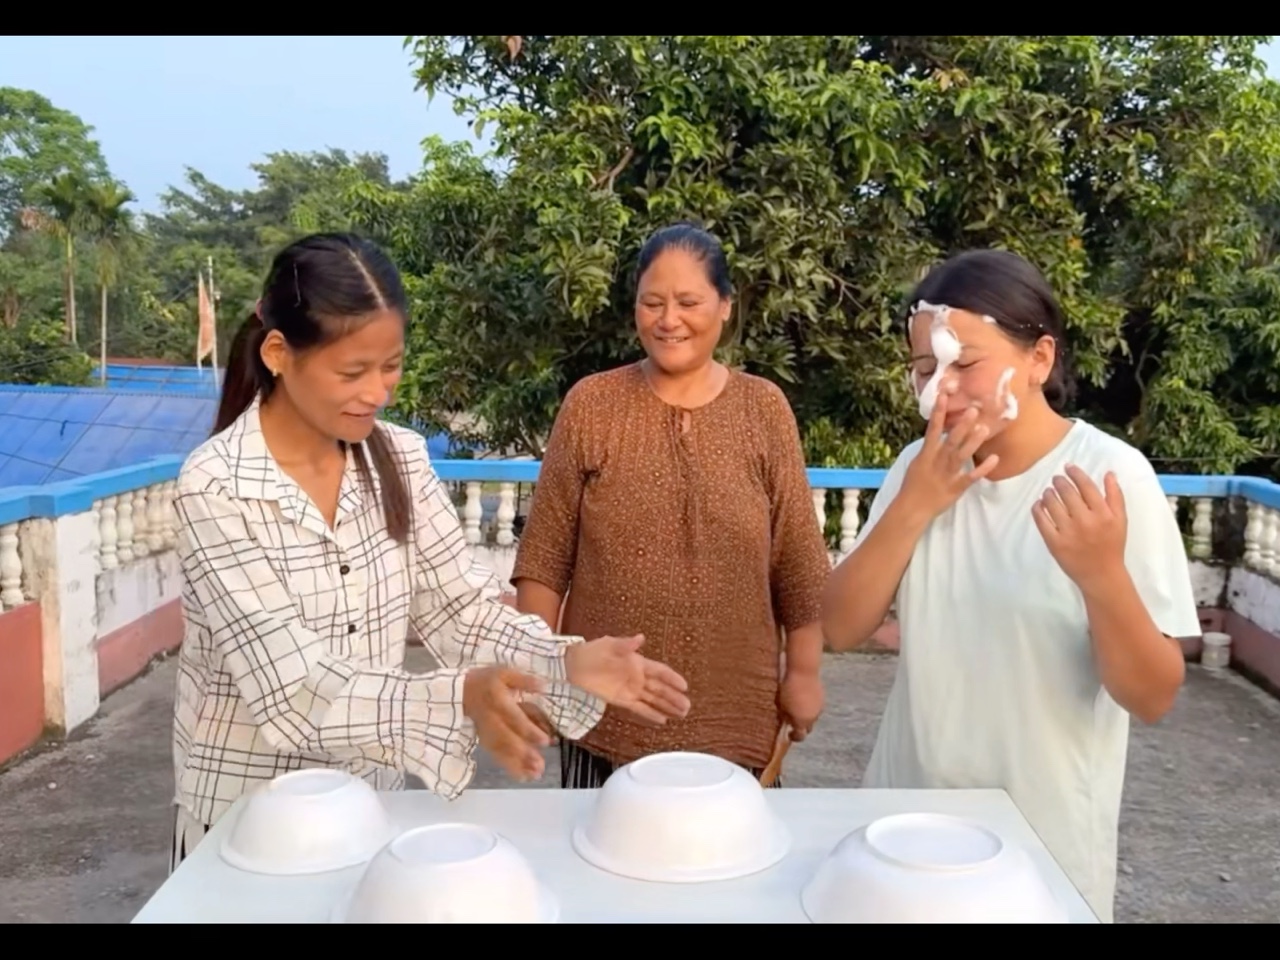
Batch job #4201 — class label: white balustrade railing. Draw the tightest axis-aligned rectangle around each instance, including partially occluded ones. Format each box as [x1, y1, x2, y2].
[2, 462, 1280, 618]
[438, 478, 1280, 576]
[93, 481, 178, 572]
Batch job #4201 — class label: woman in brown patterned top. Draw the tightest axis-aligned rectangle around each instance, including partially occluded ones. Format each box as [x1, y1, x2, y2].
[512, 222, 832, 788]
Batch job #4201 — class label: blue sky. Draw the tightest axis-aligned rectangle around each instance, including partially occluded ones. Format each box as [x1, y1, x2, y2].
[3, 35, 1279, 214]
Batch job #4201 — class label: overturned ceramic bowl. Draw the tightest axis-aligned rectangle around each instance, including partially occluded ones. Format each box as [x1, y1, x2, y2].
[335, 823, 558, 924]
[219, 768, 394, 875]
[571, 751, 790, 883]
[801, 812, 1068, 924]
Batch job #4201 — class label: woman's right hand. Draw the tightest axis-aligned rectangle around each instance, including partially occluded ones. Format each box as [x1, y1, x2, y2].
[461, 666, 552, 782]
[898, 381, 1001, 522]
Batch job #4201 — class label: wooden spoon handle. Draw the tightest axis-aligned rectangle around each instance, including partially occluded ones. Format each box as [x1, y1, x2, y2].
[759, 724, 792, 787]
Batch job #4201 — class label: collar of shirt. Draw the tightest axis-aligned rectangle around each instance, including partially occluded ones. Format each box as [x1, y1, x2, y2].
[222, 396, 370, 543]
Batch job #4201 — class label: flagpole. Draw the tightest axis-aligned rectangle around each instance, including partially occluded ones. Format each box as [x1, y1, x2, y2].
[207, 255, 219, 389]
[195, 270, 203, 373]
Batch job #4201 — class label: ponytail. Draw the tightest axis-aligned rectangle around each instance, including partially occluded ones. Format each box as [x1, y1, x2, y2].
[212, 313, 270, 436]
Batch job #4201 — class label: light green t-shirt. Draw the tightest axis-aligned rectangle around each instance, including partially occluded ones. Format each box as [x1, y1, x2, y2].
[859, 419, 1201, 924]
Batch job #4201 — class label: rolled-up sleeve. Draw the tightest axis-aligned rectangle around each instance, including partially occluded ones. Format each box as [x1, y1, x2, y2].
[173, 479, 480, 799]
[404, 443, 605, 740]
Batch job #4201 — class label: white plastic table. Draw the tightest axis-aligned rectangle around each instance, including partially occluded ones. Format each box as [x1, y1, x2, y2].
[132, 787, 1099, 923]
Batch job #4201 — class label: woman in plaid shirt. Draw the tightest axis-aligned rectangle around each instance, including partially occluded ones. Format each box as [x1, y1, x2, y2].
[168, 232, 690, 871]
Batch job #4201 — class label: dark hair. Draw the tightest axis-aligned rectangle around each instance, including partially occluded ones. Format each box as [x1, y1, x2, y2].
[214, 232, 413, 542]
[902, 248, 1075, 412]
[634, 222, 738, 348]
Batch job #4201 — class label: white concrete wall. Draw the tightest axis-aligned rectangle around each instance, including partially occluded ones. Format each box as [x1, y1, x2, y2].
[95, 551, 182, 638]
[1191, 560, 1229, 609]
[1226, 566, 1280, 636]
[18, 512, 103, 731]
[473, 544, 518, 593]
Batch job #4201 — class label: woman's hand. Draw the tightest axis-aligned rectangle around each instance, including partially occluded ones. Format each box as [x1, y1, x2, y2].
[778, 668, 824, 741]
[899, 384, 1001, 522]
[1032, 465, 1127, 591]
[462, 666, 552, 782]
[565, 635, 692, 725]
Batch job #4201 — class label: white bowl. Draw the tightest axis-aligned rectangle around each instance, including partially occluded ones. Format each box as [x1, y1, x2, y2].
[219, 768, 394, 875]
[571, 751, 790, 883]
[801, 812, 1068, 923]
[334, 823, 558, 923]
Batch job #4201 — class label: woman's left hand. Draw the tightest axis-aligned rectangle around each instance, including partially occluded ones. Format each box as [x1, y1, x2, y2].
[566, 635, 692, 725]
[1032, 464, 1127, 589]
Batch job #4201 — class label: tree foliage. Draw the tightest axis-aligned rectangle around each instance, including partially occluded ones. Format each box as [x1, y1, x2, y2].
[5, 40, 1280, 482]
[356, 35, 1280, 477]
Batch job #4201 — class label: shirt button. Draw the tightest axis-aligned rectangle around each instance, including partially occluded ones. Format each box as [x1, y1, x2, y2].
[348, 624, 357, 634]
[339, 564, 350, 575]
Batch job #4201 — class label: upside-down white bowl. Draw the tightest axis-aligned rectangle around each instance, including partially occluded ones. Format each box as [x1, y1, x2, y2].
[800, 812, 1069, 924]
[219, 768, 395, 876]
[571, 751, 790, 883]
[334, 823, 558, 924]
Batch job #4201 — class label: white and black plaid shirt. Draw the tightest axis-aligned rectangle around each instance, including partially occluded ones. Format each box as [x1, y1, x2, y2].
[170, 398, 604, 827]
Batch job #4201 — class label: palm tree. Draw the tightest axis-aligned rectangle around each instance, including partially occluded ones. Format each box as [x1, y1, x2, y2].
[83, 182, 137, 381]
[22, 172, 93, 343]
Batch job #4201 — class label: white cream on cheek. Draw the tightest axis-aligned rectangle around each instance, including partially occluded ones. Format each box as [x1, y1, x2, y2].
[995, 366, 1018, 420]
[913, 301, 962, 420]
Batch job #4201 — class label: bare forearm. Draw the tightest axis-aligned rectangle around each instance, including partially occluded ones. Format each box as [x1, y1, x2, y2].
[784, 622, 824, 676]
[1080, 565, 1185, 723]
[514, 579, 564, 633]
[822, 495, 931, 651]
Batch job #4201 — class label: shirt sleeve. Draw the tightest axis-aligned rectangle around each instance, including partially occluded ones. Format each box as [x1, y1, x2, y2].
[403, 436, 606, 741]
[1111, 453, 1204, 640]
[759, 381, 833, 630]
[509, 381, 590, 597]
[173, 477, 480, 800]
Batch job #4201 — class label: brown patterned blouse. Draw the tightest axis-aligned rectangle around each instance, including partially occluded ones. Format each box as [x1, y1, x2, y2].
[511, 362, 832, 770]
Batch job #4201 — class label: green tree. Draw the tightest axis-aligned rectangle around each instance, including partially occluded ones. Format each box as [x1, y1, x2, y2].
[24, 171, 99, 344]
[83, 181, 138, 379]
[380, 34, 1280, 478]
[0, 316, 93, 385]
[0, 87, 111, 238]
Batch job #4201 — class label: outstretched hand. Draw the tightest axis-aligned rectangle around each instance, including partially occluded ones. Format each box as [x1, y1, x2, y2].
[566, 634, 691, 726]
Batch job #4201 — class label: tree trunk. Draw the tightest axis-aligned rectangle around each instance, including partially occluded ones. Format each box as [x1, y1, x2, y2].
[65, 233, 78, 344]
[100, 284, 108, 384]
[1, 288, 18, 329]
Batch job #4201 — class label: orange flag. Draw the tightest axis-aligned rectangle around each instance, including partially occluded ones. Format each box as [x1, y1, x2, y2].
[196, 272, 215, 364]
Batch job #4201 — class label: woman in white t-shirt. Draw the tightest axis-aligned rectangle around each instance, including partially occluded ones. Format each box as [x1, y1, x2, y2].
[822, 249, 1201, 923]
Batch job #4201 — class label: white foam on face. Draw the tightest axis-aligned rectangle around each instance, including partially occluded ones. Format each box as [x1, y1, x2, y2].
[911, 300, 962, 420]
[995, 366, 1018, 420]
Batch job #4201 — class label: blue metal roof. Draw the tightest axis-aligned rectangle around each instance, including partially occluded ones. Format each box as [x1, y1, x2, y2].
[0, 381, 480, 489]
[90, 363, 223, 396]
[0, 385, 217, 487]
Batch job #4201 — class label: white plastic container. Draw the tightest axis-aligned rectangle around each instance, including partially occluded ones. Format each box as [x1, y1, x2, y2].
[334, 823, 558, 924]
[800, 812, 1068, 924]
[571, 751, 790, 883]
[219, 768, 394, 875]
[1202, 631, 1232, 671]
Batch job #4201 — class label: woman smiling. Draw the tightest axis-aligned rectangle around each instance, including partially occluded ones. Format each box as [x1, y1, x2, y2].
[512, 222, 832, 788]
